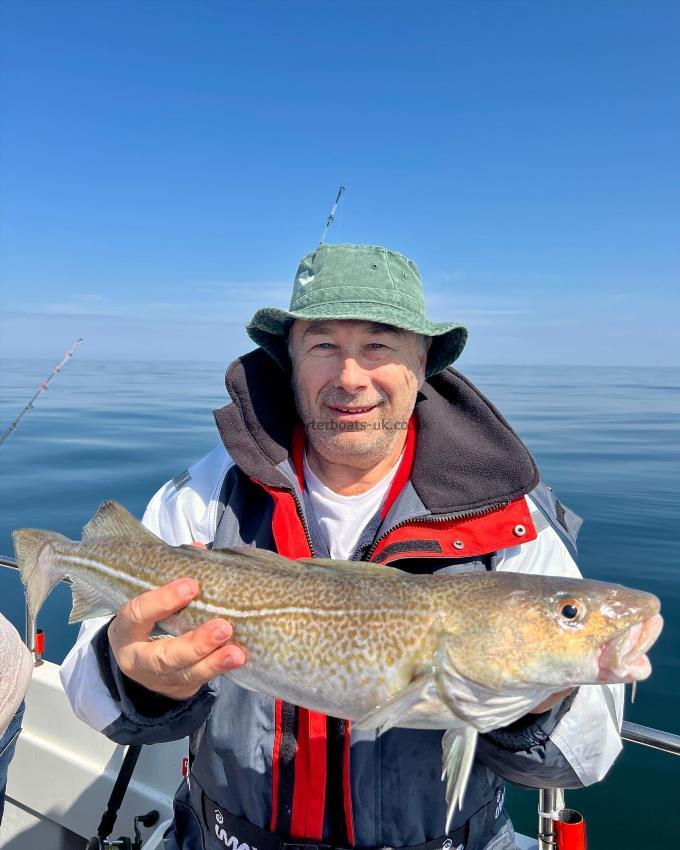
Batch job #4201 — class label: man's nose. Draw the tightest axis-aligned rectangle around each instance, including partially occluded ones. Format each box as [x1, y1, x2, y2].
[334, 355, 370, 393]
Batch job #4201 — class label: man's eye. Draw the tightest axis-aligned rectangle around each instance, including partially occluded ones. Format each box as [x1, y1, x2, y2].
[314, 342, 335, 350]
[367, 343, 386, 350]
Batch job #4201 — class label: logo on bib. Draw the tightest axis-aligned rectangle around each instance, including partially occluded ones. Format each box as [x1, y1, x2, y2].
[214, 809, 258, 850]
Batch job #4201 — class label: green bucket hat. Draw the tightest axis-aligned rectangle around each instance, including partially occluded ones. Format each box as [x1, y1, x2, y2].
[246, 243, 468, 378]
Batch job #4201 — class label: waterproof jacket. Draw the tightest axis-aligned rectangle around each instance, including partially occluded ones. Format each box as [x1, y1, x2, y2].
[60, 351, 624, 850]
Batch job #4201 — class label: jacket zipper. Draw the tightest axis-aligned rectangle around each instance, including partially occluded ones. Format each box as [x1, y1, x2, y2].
[286, 483, 509, 563]
[366, 501, 509, 561]
[290, 491, 317, 557]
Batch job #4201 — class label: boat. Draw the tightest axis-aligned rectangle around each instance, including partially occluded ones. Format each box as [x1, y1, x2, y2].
[0, 555, 678, 850]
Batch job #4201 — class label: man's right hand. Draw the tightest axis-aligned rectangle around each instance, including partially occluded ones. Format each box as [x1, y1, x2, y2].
[108, 576, 246, 701]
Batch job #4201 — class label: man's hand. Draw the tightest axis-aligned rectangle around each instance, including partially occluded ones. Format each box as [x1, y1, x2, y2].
[529, 688, 575, 714]
[108, 576, 246, 701]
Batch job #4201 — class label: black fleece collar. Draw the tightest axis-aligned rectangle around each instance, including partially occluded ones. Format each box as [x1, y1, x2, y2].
[213, 348, 538, 515]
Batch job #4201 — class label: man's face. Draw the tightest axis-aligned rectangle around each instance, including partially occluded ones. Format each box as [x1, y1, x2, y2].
[289, 319, 428, 468]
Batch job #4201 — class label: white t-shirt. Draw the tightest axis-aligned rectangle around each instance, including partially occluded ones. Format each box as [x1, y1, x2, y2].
[302, 452, 402, 560]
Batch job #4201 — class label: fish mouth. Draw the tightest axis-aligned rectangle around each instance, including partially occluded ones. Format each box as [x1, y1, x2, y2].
[597, 613, 664, 683]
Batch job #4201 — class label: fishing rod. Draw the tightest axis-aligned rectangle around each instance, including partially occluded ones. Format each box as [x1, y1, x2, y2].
[319, 185, 347, 244]
[0, 337, 83, 445]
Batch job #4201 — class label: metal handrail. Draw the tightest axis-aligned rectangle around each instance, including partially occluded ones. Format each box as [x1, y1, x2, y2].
[620, 720, 680, 755]
[1, 554, 20, 572]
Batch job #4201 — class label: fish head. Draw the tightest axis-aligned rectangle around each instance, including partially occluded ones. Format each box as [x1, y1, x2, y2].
[440, 574, 663, 692]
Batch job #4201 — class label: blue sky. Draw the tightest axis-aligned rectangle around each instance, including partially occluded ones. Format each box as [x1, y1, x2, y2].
[1, 0, 678, 366]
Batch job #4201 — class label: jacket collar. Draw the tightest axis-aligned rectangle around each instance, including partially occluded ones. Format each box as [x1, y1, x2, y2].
[213, 348, 538, 516]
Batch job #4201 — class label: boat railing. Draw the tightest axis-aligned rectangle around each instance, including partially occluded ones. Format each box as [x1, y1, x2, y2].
[1, 554, 678, 849]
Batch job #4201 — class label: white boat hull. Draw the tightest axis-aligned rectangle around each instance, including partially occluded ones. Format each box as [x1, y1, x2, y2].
[0, 660, 188, 849]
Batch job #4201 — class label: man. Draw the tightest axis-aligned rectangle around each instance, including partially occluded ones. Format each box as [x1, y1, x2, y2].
[61, 244, 624, 850]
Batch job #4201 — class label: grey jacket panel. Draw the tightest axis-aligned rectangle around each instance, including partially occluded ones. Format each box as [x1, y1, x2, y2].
[528, 480, 583, 553]
[348, 726, 508, 847]
[214, 465, 276, 551]
[476, 734, 583, 791]
[191, 678, 276, 827]
[477, 693, 581, 790]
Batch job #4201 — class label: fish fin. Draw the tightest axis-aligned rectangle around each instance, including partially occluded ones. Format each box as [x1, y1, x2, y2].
[223, 548, 354, 572]
[202, 545, 289, 565]
[353, 675, 435, 735]
[211, 545, 283, 559]
[207, 547, 353, 576]
[442, 725, 478, 832]
[206, 548, 400, 579]
[297, 557, 400, 579]
[68, 578, 117, 623]
[13, 528, 71, 620]
[82, 501, 158, 542]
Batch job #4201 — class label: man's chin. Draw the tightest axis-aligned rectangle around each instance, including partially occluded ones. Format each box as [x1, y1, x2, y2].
[308, 429, 392, 460]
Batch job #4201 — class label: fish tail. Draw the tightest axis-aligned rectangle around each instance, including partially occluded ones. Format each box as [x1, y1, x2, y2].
[12, 528, 70, 621]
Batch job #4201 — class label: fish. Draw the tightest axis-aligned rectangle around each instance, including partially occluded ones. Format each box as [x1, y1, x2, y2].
[13, 501, 663, 831]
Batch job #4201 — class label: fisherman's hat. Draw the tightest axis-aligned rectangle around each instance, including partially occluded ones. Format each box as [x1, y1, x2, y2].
[246, 243, 468, 378]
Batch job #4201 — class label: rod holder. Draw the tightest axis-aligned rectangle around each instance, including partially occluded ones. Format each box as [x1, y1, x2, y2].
[538, 788, 564, 849]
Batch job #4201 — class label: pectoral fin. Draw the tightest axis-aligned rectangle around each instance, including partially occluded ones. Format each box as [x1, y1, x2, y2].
[68, 578, 117, 623]
[68, 576, 119, 623]
[442, 725, 478, 833]
[353, 674, 436, 736]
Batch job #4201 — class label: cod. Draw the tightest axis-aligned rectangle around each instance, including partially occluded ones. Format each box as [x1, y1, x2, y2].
[14, 501, 663, 831]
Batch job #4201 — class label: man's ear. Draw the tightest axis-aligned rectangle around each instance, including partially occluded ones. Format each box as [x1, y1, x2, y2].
[418, 336, 432, 388]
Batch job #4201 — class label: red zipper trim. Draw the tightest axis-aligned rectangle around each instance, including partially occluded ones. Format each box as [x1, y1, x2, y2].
[370, 497, 536, 564]
[257, 481, 327, 841]
[290, 708, 328, 839]
[269, 698, 283, 832]
[343, 720, 356, 846]
[380, 417, 417, 520]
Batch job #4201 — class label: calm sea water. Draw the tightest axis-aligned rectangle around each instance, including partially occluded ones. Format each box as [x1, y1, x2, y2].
[1, 358, 678, 847]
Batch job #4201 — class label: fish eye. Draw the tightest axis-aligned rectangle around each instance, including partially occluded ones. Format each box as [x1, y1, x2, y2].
[556, 597, 585, 623]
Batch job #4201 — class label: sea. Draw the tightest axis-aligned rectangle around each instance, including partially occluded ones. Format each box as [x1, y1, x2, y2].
[0, 357, 678, 848]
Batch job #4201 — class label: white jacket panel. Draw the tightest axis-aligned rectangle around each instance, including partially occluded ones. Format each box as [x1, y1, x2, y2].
[142, 445, 233, 545]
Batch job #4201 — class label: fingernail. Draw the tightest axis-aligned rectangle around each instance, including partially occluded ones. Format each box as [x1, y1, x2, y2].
[178, 579, 197, 598]
[220, 647, 244, 669]
[213, 624, 231, 641]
